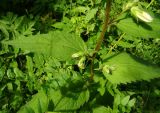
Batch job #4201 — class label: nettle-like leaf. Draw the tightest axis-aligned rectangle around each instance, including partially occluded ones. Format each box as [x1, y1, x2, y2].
[3, 30, 86, 61]
[48, 89, 90, 111]
[102, 52, 160, 84]
[17, 80, 89, 112]
[116, 14, 160, 39]
[17, 90, 48, 113]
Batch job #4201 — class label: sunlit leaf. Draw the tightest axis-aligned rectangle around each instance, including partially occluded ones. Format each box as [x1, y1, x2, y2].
[117, 14, 160, 39]
[3, 30, 86, 61]
[17, 90, 48, 113]
[102, 52, 160, 84]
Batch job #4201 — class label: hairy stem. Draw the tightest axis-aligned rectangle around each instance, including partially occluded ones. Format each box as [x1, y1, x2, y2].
[90, 0, 112, 80]
[95, 0, 112, 52]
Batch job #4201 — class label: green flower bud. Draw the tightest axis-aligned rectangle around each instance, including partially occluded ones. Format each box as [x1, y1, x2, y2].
[102, 65, 116, 76]
[131, 6, 153, 22]
[78, 56, 86, 69]
[72, 51, 84, 58]
[102, 65, 111, 75]
[123, 0, 138, 11]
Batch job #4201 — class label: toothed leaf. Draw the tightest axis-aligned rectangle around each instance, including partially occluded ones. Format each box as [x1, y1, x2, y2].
[102, 52, 160, 84]
[3, 30, 86, 61]
[117, 14, 160, 39]
[49, 89, 90, 111]
[17, 90, 48, 113]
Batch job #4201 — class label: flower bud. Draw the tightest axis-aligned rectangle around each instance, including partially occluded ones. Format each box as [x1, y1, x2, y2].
[72, 51, 84, 58]
[131, 6, 153, 22]
[78, 56, 86, 69]
[102, 65, 116, 76]
[123, 0, 138, 11]
[102, 65, 110, 75]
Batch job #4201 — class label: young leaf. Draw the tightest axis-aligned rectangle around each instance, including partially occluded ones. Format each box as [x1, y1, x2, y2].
[121, 96, 130, 106]
[102, 52, 160, 84]
[128, 98, 136, 107]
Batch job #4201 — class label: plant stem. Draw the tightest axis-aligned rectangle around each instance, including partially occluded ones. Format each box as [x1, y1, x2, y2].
[147, 0, 155, 9]
[107, 33, 126, 54]
[90, 0, 112, 80]
[95, 0, 112, 52]
[90, 58, 94, 81]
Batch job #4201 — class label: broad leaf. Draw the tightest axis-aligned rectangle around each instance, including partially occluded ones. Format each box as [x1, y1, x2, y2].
[117, 14, 160, 39]
[102, 52, 160, 84]
[3, 30, 86, 61]
[49, 89, 90, 111]
[17, 90, 48, 113]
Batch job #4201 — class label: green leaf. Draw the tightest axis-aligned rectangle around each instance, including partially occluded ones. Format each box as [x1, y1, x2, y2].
[17, 90, 48, 113]
[21, 21, 35, 36]
[46, 111, 61, 113]
[97, 78, 106, 96]
[13, 68, 24, 78]
[26, 55, 34, 76]
[0, 22, 9, 38]
[128, 98, 136, 107]
[0, 67, 5, 81]
[85, 8, 98, 22]
[114, 94, 121, 106]
[71, 6, 89, 14]
[20, 106, 35, 113]
[93, 106, 112, 113]
[49, 89, 90, 111]
[117, 14, 160, 38]
[102, 52, 160, 84]
[3, 30, 86, 61]
[121, 96, 130, 106]
[116, 41, 135, 48]
[12, 16, 24, 30]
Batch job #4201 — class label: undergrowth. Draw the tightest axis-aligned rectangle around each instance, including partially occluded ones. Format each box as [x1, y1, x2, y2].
[0, 0, 160, 113]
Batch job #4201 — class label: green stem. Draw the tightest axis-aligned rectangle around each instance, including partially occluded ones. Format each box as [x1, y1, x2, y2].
[147, 0, 155, 9]
[107, 33, 126, 54]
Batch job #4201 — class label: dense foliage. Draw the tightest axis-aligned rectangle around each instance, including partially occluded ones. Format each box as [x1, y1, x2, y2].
[0, 0, 160, 113]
